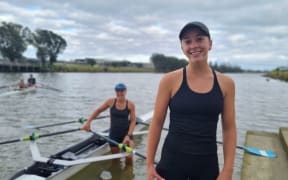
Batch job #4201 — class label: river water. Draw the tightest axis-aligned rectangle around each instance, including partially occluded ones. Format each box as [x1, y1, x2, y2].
[0, 72, 287, 180]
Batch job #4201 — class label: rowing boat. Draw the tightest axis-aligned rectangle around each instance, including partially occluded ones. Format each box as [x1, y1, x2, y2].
[0, 86, 37, 97]
[9, 111, 153, 180]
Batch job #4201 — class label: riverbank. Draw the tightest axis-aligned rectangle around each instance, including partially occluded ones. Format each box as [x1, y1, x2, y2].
[51, 64, 155, 73]
[0, 60, 155, 73]
[265, 70, 288, 82]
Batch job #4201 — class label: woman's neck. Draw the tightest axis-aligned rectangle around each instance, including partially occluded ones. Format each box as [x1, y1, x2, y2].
[116, 97, 126, 103]
[187, 62, 211, 76]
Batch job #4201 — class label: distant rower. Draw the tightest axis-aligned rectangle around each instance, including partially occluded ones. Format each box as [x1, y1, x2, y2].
[18, 77, 26, 89]
[28, 74, 36, 87]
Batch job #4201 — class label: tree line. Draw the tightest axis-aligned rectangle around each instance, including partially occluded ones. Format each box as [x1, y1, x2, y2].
[0, 21, 67, 65]
[150, 53, 243, 73]
[0, 21, 243, 73]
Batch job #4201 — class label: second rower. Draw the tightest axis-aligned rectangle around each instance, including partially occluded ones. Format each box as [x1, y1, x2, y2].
[81, 83, 136, 165]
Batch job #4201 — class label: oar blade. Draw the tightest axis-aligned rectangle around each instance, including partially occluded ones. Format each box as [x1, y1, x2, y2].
[243, 146, 276, 158]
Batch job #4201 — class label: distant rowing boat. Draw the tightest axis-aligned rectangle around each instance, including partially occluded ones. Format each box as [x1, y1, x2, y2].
[9, 111, 153, 180]
[0, 86, 37, 97]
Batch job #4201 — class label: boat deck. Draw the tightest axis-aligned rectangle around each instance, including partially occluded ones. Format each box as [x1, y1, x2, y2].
[241, 127, 288, 180]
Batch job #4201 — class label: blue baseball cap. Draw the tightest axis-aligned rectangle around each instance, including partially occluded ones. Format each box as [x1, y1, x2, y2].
[115, 83, 126, 90]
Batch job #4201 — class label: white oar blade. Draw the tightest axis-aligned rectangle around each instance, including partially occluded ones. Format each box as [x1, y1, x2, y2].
[243, 146, 276, 158]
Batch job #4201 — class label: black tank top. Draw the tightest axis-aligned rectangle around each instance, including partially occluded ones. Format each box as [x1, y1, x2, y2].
[164, 67, 224, 155]
[109, 99, 130, 139]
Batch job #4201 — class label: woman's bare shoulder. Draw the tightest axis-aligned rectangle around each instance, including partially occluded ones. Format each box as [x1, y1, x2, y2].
[159, 68, 183, 96]
[105, 98, 115, 105]
[161, 68, 183, 84]
[215, 71, 234, 84]
[127, 100, 135, 109]
[215, 71, 235, 95]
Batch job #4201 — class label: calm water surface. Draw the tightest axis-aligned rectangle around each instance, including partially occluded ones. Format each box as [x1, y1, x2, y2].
[0, 72, 287, 180]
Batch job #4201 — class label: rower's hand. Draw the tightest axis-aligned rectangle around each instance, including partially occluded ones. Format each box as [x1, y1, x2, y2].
[123, 136, 134, 148]
[147, 165, 164, 180]
[80, 122, 91, 132]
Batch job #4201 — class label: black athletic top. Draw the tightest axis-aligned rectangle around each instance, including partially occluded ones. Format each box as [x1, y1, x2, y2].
[28, 77, 36, 85]
[164, 67, 224, 155]
[109, 99, 130, 142]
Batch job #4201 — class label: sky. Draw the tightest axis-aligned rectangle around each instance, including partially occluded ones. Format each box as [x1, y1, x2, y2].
[0, 0, 287, 70]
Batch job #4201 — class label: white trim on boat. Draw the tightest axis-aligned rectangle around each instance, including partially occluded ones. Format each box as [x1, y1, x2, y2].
[99, 130, 149, 136]
[30, 141, 130, 166]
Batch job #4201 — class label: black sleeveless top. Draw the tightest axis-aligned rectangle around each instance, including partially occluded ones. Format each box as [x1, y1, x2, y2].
[109, 99, 130, 140]
[164, 67, 224, 155]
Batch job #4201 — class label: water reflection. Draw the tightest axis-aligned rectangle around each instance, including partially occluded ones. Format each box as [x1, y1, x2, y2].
[68, 158, 134, 180]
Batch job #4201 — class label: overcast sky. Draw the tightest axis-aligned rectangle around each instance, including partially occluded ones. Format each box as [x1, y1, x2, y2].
[0, 0, 287, 70]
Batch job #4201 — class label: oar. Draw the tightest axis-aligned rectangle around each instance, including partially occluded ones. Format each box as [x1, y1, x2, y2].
[0, 128, 80, 145]
[38, 83, 62, 92]
[136, 120, 169, 131]
[136, 118, 276, 158]
[91, 130, 158, 164]
[216, 141, 276, 158]
[23, 115, 110, 129]
[0, 85, 9, 89]
[0, 84, 15, 89]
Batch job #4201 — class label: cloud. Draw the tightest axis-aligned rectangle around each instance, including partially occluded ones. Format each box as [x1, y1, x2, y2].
[0, 0, 287, 70]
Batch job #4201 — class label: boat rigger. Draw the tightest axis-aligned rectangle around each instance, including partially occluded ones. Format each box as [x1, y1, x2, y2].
[7, 111, 153, 180]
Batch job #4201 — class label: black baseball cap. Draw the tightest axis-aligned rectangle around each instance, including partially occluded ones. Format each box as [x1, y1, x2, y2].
[179, 21, 211, 40]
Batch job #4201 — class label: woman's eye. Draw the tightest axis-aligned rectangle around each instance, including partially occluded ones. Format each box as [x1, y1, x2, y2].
[196, 37, 204, 42]
[184, 40, 192, 44]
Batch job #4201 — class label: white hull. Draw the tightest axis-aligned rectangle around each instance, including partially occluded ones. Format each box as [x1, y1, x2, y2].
[0, 86, 37, 97]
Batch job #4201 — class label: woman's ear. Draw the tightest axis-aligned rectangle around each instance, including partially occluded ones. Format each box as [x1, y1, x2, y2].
[209, 39, 212, 51]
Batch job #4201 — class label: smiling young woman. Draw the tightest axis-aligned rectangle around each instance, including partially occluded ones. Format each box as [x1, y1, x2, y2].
[81, 83, 136, 165]
[147, 22, 237, 180]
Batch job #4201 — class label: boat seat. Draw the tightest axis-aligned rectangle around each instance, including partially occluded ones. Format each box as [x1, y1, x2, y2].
[61, 151, 78, 160]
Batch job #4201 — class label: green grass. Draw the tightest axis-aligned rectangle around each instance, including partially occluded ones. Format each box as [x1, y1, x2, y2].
[266, 70, 288, 82]
[51, 64, 155, 73]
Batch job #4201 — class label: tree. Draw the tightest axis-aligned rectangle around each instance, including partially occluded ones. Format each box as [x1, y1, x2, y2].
[31, 29, 67, 65]
[86, 58, 96, 66]
[0, 22, 31, 62]
[150, 53, 188, 72]
[209, 62, 243, 73]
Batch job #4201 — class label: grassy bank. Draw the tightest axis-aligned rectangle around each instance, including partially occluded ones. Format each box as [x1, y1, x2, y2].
[266, 70, 288, 82]
[51, 64, 155, 73]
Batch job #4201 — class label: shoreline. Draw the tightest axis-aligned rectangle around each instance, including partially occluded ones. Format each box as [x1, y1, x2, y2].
[265, 70, 288, 82]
